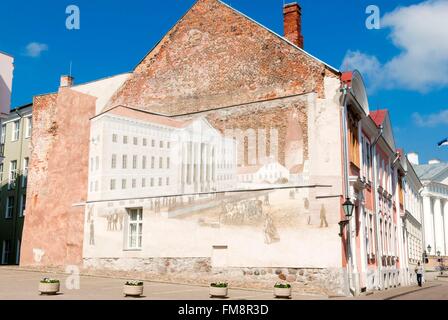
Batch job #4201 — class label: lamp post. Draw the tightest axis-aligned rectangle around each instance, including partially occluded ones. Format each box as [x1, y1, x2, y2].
[427, 245, 432, 256]
[437, 251, 444, 275]
[340, 198, 355, 294]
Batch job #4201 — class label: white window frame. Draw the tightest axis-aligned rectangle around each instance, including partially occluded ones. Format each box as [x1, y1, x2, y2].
[1, 240, 11, 264]
[12, 120, 20, 141]
[8, 160, 17, 189]
[22, 157, 29, 188]
[1, 124, 6, 144]
[19, 193, 26, 217]
[126, 208, 143, 250]
[25, 116, 32, 138]
[5, 196, 14, 219]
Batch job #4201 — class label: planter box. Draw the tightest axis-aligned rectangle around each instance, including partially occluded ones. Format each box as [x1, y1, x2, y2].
[209, 286, 228, 298]
[39, 282, 60, 295]
[274, 287, 292, 299]
[123, 285, 144, 297]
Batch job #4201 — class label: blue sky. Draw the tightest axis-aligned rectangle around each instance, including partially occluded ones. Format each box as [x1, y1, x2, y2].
[1, 0, 447, 163]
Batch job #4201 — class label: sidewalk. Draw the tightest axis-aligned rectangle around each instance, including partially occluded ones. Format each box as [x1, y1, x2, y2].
[0, 267, 327, 300]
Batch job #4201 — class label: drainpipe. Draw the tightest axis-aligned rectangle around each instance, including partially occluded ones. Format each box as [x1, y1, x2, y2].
[340, 84, 355, 295]
[370, 125, 383, 290]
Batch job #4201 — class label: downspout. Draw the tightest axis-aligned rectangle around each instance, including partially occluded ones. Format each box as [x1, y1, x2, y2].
[370, 125, 383, 289]
[340, 84, 354, 295]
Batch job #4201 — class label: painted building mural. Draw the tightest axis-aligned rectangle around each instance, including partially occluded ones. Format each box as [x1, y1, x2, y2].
[83, 88, 345, 293]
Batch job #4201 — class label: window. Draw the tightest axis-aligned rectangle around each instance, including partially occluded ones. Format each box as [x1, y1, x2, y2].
[95, 157, 99, 171]
[132, 179, 136, 188]
[111, 154, 117, 169]
[123, 136, 128, 144]
[122, 155, 128, 169]
[142, 178, 146, 188]
[167, 157, 170, 169]
[25, 117, 32, 138]
[160, 141, 164, 148]
[167, 142, 171, 149]
[12, 120, 20, 141]
[166, 177, 170, 186]
[22, 158, 29, 188]
[159, 178, 162, 186]
[348, 118, 360, 168]
[143, 138, 147, 146]
[150, 178, 154, 187]
[151, 157, 155, 169]
[112, 134, 118, 143]
[1, 124, 5, 144]
[159, 157, 163, 169]
[142, 156, 147, 170]
[151, 140, 155, 147]
[133, 137, 138, 145]
[15, 239, 21, 265]
[8, 161, 17, 189]
[1, 240, 11, 265]
[110, 179, 116, 190]
[95, 181, 98, 192]
[122, 179, 127, 189]
[127, 208, 143, 250]
[133, 155, 137, 169]
[19, 194, 26, 217]
[5, 196, 14, 219]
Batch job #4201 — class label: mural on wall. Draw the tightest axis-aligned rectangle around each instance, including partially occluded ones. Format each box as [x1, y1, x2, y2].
[86, 98, 338, 250]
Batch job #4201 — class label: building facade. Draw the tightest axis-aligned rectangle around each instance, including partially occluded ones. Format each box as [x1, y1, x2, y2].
[20, 0, 417, 296]
[412, 155, 448, 266]
[402, 154, 424, 284]
[0, 51, 14, 118]
[0, 104, 32, 265]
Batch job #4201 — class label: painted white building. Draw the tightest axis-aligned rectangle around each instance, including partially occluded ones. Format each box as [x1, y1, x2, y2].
[412, 154, 448, 258]
[0, 51, 14, 164]
[0, 51, 14, 116]
[88, 106, 237, 203]
[237, 160, 290, 185]
[403, 154, 424, 283]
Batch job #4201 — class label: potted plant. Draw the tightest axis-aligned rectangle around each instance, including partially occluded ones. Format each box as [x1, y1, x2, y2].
[39, 278, 60, 295]
[209, 282, 228, 298]
[123, 280, 144, 297]
[274, 283, 292, 299]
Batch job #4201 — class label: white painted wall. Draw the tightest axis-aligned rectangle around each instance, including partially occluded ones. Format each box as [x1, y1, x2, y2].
[0, 52, 14, 115]
[72, 73, 130, 114]
[84, 87, 345, 271]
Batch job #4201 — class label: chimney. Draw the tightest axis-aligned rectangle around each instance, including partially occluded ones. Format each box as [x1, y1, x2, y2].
[60, 75, 74, 88]
[283, 2, 304, 49]
[429, 159, 441, 165]
[407, 152, 419, 166]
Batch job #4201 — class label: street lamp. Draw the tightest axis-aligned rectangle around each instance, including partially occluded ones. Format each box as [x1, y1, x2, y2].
[427, 245, 432, 255]
[342, 198, 355, 218]
[339, 198, 355, 237]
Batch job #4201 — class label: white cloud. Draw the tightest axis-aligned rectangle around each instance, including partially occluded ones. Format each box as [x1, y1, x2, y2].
[341, 0, 448, 92]
[341, 50, 383, 92]
[24, 42, 48, 57]
[413, 110, 448, 127]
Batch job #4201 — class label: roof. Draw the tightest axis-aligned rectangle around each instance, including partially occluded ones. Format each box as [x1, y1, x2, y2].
[370, 110, 388, 127]
[11, 103, 33, 112]
[414, 163, 448, 181]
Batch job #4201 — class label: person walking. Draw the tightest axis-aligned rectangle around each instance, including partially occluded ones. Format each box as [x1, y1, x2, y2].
[415, 262, 424, 287]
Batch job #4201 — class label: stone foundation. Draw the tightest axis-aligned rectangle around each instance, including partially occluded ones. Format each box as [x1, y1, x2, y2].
[83, 257, 348, 297]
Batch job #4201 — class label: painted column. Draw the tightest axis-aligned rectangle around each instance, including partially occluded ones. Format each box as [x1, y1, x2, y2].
[423, 196, 434, 253]
[443, 200, 448, 256]
[434, 198, 444, 255]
